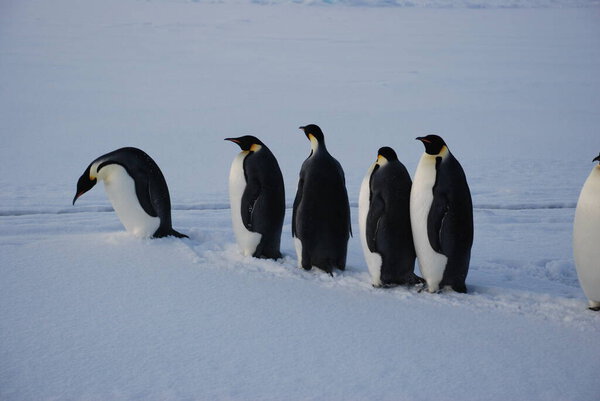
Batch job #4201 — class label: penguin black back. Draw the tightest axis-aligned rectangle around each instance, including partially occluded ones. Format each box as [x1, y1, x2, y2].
[292, 125, 351, 273]
[365, 147, 420, 286]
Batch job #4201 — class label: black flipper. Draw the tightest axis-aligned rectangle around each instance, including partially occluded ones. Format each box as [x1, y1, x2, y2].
[292, 177, 304, 238]
[427, 194, 448, 254]
[366, 193, 385, 253]
[241, 177, 261, 231]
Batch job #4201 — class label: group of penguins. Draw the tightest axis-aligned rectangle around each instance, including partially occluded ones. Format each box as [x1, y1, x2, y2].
[73, 124, 600, 309]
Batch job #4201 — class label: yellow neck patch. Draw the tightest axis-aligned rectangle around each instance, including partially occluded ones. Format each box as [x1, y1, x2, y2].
[376, 155, 388, 166]
[308, 134, 319, 153]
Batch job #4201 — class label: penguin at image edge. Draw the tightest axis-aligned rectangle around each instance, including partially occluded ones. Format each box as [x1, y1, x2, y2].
[73, 147, 188, 238]
[573, 152, 600, 311]
[225, 135, 285, 259]
[359, 146, 422, 287]
[292, 124, 351, 274]
[410, 135, 473, 293]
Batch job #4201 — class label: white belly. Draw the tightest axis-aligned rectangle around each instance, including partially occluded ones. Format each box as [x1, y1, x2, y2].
[410, 154, 448, 292]
[229, 152, 262, 257]
[573, 166, 600, 307]
[358, 163, 383, 286]
[294, 237, 303, 269]
[100, 164, 160, 238]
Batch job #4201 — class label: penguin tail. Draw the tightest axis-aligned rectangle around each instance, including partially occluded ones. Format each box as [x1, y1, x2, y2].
[169, 229, 189, 239]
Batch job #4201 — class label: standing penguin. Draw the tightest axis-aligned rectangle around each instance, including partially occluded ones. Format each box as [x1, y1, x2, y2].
[73, 147, 187, 238]
[573, 152, 600, 311]
[359, 147, 421, 287]
[292, 124, 351, 274]
[410, 135, 473, 293]
[225, 135, 285, 259]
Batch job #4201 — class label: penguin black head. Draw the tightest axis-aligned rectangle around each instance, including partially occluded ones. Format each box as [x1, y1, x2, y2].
[299, 124, 325, 143]
[377, 147, 399, 163]
[73, 165, 97, 205]
[225, 136, 264, 152]
[416, 135, 447, 155]
[594, 153, 600, 164]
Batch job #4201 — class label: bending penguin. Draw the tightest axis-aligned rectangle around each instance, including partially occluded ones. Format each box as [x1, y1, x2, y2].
[225, 135, 285, 259]
[359, 147, 422, 287]
[73, 147, 188, 238]
[410, 135, 473, 293]
[292, 124, 351, 274]
[573, 152, 600, 311]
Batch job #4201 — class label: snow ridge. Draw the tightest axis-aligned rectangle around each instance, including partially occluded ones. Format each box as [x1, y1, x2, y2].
[245, 0, 599, 8]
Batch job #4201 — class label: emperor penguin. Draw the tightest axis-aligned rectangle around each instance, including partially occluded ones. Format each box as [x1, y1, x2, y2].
[359, 147, 421, 287]
[292, 124, 351, 274]
[410, 135, 473, 293]
[573, 152, 600, 311]
[225, 135, 285, 259]
[73, 147, 187, 238]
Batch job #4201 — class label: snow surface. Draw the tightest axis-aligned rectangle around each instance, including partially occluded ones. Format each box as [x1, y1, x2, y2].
[1, 0, 600, 400]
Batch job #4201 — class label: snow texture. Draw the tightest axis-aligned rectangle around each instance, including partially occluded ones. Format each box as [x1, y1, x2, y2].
[1, 0, 600, 400]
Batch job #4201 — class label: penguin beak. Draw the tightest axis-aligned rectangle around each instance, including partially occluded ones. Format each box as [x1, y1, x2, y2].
[224, 138, 240, 144]
[299, 126, 311, 140]
[594, 155, 600, 163]
[72, 192, 84, 205]
[73, 174, 96, 205]
[416, 136, 431, 144]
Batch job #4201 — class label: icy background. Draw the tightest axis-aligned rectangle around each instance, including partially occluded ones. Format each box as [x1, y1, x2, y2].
[1, 0, 600, 400]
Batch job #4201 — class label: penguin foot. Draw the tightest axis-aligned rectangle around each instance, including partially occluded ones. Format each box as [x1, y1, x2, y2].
[373, 282, 399, 289]
[153, 228, 189, 239]
[450, 283, 468, 294]
[417, 284, 441, 294]
[588, 306, 600, 312]
[405, 273, 426, 286]
[255, 252, 283, 261]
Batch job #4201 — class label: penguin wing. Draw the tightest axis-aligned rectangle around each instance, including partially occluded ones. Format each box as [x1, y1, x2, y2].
[291, 177, 304, 237]
[135, 172, 159, 218]
[336, 160, 352, 237]
[241, 177, 261, 231]
[147, 173, 171, 220]
[366, 193, 385, 253]
[427, 195, 449, 255]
